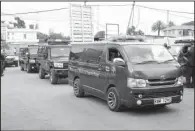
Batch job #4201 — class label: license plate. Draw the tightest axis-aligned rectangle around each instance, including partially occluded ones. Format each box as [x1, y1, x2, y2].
[154, 97, 172, 105]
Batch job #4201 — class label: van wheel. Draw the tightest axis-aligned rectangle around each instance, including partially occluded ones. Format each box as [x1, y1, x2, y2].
[50, 69, 58, 84]
[73, 78, 85, 97]
[107, 87, 121, 112]
[26, 64, 31, 73]
[39, 67, 45, 79]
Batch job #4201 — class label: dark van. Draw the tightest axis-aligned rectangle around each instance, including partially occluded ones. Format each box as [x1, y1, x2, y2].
[68, 36, 184, 112]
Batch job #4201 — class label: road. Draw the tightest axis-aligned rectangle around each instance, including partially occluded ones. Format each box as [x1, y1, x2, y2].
[1, 67, 194, 130]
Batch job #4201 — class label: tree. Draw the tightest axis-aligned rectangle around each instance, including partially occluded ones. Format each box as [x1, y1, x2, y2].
[151, 20, 166, 36]
[182, 21, 194, 25]
[48, 29, 69, 40]
[126, 26, 145, 36]
[13, 17, 26, 28]
[29, 24, 34, 29]
[167, 21, 175, 27]
[37, 32, 48, 42]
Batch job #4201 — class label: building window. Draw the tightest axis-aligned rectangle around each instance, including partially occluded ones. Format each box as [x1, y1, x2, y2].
[24, 34, 27, 39]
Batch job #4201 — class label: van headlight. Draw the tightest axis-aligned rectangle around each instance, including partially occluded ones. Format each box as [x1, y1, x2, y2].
[127, 78, 147, 88]
[54, 63, 63, 68]
[176, 76, 184, 85]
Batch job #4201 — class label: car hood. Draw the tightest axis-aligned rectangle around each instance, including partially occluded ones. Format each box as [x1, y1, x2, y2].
[130, 63, 181, 80]
[51, 57, 69, 63]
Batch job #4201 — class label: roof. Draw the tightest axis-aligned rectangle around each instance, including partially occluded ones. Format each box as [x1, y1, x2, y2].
[38, 45, 71, 48]
[163, 25, 194, 31]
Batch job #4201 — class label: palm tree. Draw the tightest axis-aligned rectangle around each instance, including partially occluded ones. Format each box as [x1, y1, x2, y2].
[168, 21, 175, 27]
[151, 20, 166, 36]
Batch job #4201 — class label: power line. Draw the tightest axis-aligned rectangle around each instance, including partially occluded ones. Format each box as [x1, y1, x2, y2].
[135, 4, 194, 15]
[1, 7, 69, 16]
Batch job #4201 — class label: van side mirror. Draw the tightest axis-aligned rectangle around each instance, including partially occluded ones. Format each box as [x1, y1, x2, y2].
[113, 58, 126, 67]
[164, 43, 171, 49]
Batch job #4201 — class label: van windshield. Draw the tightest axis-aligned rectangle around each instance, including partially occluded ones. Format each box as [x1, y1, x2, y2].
[51, 47, 70, 58]
[169, 45, 183, 56]
[29, 48, 38, 54]
[123, 44, 175, 64]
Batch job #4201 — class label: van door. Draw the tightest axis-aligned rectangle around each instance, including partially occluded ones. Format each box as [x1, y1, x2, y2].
[91, 47, 108, 98]
[80, 46, 104, 95]
[103, 45, 128, 99]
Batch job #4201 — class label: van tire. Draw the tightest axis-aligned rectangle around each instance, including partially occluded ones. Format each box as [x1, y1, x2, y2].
[50, 69, 58, 84]
[73, 78, 85, 97]
[39, 67, 45, 79]
[26, 64, 31, 73]
[107, 87, 121, 112]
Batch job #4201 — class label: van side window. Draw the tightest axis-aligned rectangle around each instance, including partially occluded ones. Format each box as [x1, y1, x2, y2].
[70, 46, 85, 61]
[83, 48, 103, 63]
[108, 48, 123, 62]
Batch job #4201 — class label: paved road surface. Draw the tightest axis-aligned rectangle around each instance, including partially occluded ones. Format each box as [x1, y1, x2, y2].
[1, 67, 194, 130]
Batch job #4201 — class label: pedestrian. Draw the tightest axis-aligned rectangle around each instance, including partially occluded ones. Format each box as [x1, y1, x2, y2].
[14, 47, 17, 55]
[1, 53, 6, 76]
[186, 44, 194, 88]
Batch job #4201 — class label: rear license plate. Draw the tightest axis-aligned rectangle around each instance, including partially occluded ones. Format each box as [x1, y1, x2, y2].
[154, 97, 172, 105]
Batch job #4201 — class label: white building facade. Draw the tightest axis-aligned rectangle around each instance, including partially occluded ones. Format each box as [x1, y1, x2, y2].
[163, 25, 194, 38]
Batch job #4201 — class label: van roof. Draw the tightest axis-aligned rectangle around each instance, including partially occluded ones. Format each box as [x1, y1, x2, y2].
[38, 45, 71, 47]
[71, 41, 162, 46]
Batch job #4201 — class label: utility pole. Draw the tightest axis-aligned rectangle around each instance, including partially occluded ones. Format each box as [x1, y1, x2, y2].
[126, 1, 135, 35]
[167, 10, 169, 25]
[84, 0, 87, 6]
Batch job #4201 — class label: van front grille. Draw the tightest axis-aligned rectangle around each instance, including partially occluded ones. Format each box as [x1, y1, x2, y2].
[148, 78, 177, 86]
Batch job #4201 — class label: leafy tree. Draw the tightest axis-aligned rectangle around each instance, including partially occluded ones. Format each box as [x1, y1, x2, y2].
[151, 20, 166, 36]
[168, 21, 175, 27]
[13, 17, 26, 28]
[182, 21, 194, 25]
[126, 26, 144, 36]
[29, 24, 34, 29]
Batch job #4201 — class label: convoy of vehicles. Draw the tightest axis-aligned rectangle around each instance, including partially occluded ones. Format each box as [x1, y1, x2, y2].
[12, 36, 190, 111]
[68, 36, 184, 111]
[38, 39, 71, 84]
[19, 45, 39, 73]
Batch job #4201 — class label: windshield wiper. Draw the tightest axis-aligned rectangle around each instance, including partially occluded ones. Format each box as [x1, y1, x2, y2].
[159, 59, 175, 63]
[52, 56, 69, 58]
[135, 60, 159, 64]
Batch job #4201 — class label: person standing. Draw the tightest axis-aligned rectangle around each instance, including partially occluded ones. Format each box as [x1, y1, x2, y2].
[14, 47, 17, 55]
[178, 44, 193, 88]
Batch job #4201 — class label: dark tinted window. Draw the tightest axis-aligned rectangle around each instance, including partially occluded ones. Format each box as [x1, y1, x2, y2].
[83, 48, 103, 63]
[70, 45, 85, 61]
[70, 44, 104, 63]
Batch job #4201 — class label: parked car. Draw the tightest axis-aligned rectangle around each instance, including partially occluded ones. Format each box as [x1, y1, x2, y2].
[68, 35, 184, 112]
[5, 54, 19, 67]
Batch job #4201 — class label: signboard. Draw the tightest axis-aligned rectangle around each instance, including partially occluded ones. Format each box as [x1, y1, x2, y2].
[1, 22, 7, 41]
[70, 4, 93, 42]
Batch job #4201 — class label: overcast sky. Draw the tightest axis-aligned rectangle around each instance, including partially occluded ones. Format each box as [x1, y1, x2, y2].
[1, 2, 194, 36]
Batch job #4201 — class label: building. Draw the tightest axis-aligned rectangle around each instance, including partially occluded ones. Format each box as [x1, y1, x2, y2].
[1, 21, 7, 41]
[163, 25, 194, 37]
[70, 4, 93, 42]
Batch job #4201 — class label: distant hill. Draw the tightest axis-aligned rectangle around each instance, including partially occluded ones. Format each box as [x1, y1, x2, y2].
[182, 21, 194, 26]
